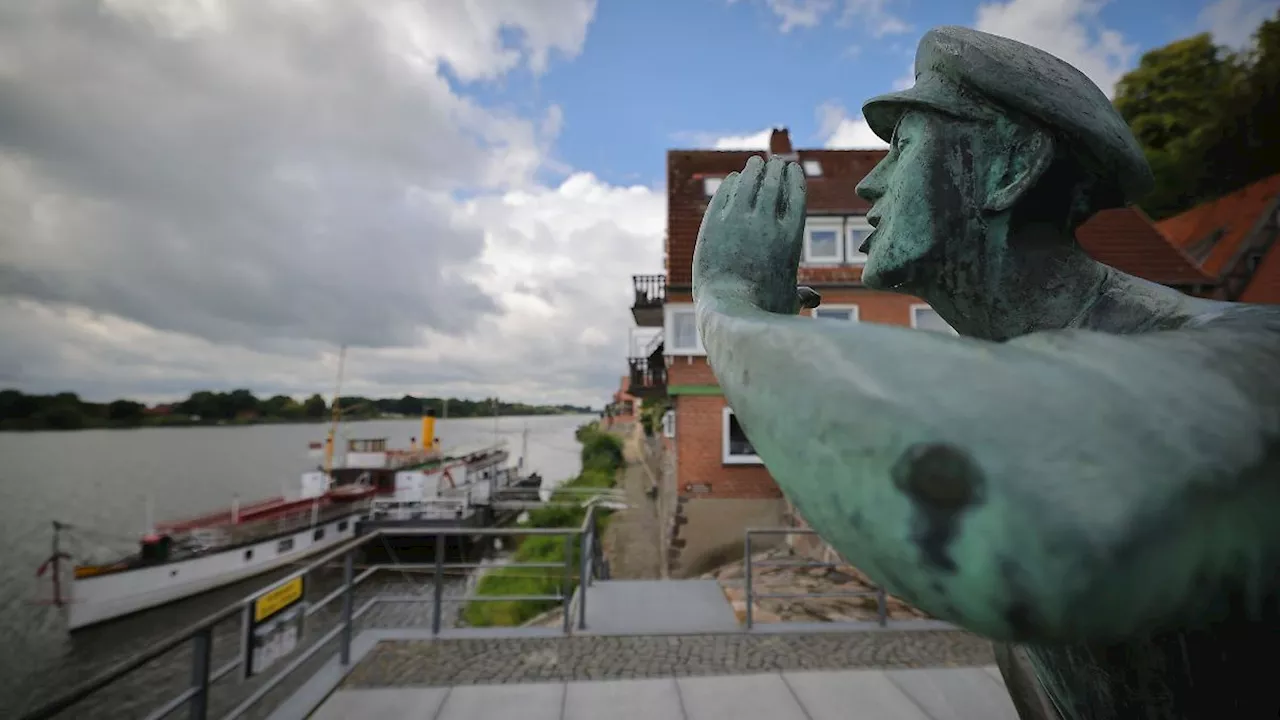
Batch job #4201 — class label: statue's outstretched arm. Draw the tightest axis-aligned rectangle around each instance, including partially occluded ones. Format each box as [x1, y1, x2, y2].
[694, 156, 1280, 643]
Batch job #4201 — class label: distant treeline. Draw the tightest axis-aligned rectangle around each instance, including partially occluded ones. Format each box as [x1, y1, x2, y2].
[0, 388, 595, 431]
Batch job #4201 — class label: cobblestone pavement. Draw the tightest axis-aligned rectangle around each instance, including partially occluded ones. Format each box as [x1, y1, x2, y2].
[341, 630, 996, 688]
[600, 424, 663, 580]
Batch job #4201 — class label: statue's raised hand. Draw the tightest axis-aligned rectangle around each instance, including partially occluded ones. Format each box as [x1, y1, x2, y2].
[692, 155, 820, 315]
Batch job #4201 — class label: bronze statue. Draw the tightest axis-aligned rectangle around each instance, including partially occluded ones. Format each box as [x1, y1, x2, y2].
[692, 25, 1280, 720]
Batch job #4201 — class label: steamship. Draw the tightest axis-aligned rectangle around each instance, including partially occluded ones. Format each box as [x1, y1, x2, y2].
[46, 408, 533, 631]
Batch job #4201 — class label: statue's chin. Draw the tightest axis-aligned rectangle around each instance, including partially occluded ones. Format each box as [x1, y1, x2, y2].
[861, 240, 926, 292]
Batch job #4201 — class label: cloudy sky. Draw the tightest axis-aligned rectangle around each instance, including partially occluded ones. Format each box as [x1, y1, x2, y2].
[0, 0, 1271, 407]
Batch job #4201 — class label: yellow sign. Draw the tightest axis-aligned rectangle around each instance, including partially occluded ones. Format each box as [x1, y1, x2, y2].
[254, 577, 303, 623]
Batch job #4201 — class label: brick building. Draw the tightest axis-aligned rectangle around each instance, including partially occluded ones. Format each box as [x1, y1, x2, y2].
[627, 127, 1268, 577]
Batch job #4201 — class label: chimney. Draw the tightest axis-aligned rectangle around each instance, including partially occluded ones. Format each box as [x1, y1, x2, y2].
[768, 127, 797, 161]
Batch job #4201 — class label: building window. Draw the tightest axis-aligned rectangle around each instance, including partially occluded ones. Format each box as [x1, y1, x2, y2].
[338, 520, 349, 532]
[722, 408, 762, 465]
[661, 410, 675, 438]
[847, 217, 872, 266]
[802, 159, 823, 177]
[704, 177, 723, 196]
[277, 538, 295, 553]
[812, 305, 859, 322]
[910, 304, 958, 334]
[313, 528, 325, 542]
[667, 307, 701, 353]
[804, 222, 843, 264]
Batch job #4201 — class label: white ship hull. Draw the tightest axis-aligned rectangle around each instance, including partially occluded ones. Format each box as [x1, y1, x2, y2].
[67, 513, 360, 631]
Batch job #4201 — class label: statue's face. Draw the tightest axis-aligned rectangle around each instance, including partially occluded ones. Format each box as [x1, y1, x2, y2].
[855, 110, 978, 292]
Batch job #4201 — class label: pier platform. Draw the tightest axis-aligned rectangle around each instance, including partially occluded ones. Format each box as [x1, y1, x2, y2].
[311, 666, 1017, 719]
[22, 521, 1023, 720]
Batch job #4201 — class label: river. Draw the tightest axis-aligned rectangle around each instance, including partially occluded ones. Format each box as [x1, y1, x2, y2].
[0, 414, 592, 718]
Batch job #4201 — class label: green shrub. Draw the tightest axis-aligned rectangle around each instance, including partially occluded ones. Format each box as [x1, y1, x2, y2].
[464, 424, 626, 627]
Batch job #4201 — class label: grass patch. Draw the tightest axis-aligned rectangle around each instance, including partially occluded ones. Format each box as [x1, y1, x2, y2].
[463, 423, 624, 627]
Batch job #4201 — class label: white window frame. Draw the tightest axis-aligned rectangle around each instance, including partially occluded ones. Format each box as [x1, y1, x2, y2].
[661, 410, 675, 438]
[703, 177, 723, 197]
[803, 217, 844, 265]
[722, 407, 763, 465]
[846, 216, 872, 266]
[809, 304, 860, 322]
[909, 303, 959, 335]
[665, 304, 704, 356]
[802, 159, 823, 177]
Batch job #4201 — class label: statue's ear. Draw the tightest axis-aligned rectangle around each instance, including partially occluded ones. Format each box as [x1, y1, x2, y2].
[984, 125, 1054, 214]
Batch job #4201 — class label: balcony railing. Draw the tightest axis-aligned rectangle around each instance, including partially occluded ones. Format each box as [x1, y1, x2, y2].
[628, 357, 667, 397]
[632, 274, 666, 307]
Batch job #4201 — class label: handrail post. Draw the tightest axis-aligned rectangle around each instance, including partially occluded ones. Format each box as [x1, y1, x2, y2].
[561, 532, 572, 635]
[188, 626, 212, 720]
[431, 533, 445, 635]
[744, 531, 754, 630]
[578, 527, 589, 630]
[876, 587, 888, 627]
[340, 548, 354, 665]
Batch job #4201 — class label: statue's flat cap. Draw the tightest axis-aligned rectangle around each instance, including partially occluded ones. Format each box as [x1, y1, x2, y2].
[862, 26, 1153, 208]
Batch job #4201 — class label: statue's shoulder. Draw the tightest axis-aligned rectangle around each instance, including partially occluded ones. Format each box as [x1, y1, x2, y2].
[1179, 302, 1280, 333]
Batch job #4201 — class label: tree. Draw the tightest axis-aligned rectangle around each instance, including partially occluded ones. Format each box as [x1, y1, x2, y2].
[1198, 13, 1280, 198]
[303, 393, 328, 418]
[1114, 33, 1244, 218]
[1114, 12, 1280, 219]
[107, 399, 145, 424]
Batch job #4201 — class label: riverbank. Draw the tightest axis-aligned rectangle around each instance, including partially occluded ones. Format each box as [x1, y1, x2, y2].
[463, 423, 625, 627]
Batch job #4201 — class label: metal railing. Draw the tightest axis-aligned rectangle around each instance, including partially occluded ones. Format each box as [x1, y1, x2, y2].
[23, 507, 602, 720]
[631, 274, 666, 307]
[628, 357, 667, 393]
[743, 528, 887, 630]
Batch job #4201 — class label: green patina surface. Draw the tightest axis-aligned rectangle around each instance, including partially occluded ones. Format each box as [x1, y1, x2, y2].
[692, 25, 1280, 720]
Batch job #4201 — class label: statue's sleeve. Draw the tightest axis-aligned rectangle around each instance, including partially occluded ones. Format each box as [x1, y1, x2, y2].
[698, 296, 1280, 643]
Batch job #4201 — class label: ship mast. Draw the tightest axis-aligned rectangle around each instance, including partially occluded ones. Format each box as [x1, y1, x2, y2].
[323, 345, 347, 477]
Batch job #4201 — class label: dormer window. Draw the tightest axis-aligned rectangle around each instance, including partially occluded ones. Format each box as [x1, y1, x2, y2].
[802, 160, 823, 177]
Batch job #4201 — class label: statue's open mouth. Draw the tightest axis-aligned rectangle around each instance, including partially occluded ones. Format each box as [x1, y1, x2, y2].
[859, 227, 877, 255]
[861, 211, 881, 254]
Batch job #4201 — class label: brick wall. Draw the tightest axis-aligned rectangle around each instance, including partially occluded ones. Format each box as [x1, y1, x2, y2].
[673, 394, 780, 500]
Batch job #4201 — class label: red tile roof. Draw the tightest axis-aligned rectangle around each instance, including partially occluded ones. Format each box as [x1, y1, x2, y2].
[666, 128, 1211, 290]
[1240, 243, 1280, 304]
[1076, 208, 1213, 286]
[1157, 174, 1280, 277]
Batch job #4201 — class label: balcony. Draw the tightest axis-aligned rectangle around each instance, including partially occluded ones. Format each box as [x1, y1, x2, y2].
[628, 333, 667, 398]
[631, 274, 666, 327]
[628, 357, 667, 398]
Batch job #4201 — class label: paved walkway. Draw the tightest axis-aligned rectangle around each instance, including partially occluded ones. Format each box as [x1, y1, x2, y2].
[583, 580, 740, 634]
[340, 630, 996, 687]
[314, 666, 1018, 719]
[600, 424, 663, 579]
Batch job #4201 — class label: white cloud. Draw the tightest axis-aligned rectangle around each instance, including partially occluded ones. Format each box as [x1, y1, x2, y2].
[0, 0, 667, 408]
[751, 0, 912, 37]
[1197, 0, 1275, 49]
[892, 61, 916, 91]
[973, 0, 1137, 97]
[765, 0, 835, 32]
[817, 102, 890, 149]
[712, 129, 775, 150]
[838, 0, 915, 38]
